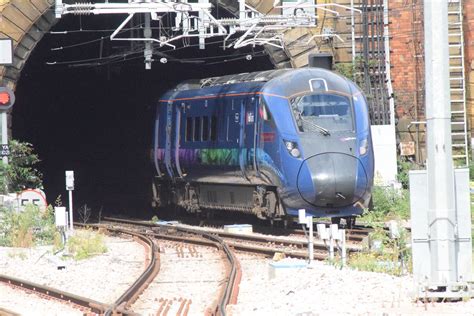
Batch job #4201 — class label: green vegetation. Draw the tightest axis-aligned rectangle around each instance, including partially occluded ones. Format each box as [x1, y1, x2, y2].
[334, 62, 357, 81]
[0, 140, 43, 194]
[349, 223, 411, 275]
[0, 204, 56, 247]
[0, 204, 107, 260]
[66, 229, 107, 260]
[363, 186, 410, 224]
[352, 159, 412, 275]
[396, 159, 414, 189]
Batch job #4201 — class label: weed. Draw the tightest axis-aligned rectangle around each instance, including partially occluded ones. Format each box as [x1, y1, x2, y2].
[78, 204, 92, 224]
[54, 195, 63, 207]
[66, 229, 107, 260]
[151, 215, 159, 222]
[53, 231, 64, 253]
[363, 186, 410, 224]
[0, 204, 56, 247]
[397, 159, 415, 189]
[350, 220, 412, 276]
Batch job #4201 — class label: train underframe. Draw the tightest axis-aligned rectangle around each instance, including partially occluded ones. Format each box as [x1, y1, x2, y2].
[151, 177, 358, 227]
[151, 177, 286, 220]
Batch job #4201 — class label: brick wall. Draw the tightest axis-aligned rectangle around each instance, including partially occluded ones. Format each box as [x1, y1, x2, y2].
[465, 0, 474, 135]
[388, 0, 425, 161]
[388, 0, 424, 118]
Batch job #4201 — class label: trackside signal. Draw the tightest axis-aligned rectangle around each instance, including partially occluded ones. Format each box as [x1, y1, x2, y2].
[0, 87, 15, 111]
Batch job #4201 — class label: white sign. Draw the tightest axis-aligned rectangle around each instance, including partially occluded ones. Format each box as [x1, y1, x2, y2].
[0, 144, 9, 157]
[65, 170, 74, 190]
[298, 209, 306, 224]
[54, 207, 67, 227]
[0, 39, 13, 65]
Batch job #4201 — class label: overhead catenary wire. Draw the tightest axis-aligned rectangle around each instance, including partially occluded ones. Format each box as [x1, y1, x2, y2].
[31, 1, 428, 68]
[47, 39, 267, 66]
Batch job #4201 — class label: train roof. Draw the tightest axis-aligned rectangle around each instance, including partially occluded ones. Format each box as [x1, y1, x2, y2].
[168, 68, 359, 99]
[174, 69, 292, 90]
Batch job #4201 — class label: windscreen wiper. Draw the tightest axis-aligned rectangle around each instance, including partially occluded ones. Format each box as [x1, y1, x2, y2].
[301, 118, 331, 136]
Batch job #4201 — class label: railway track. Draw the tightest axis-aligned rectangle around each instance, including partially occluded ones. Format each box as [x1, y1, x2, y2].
[0, 216, 370, 315]
[102, 217, 363, 261]
[91, 221, 240, 315]
[158, 214, 372, 244]
[0, 273, 110, 315]
[0, 225, 157, 316]
[1, 222, 240, 315]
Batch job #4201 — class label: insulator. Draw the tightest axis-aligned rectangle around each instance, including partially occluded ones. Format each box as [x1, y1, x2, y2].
[72, 2, 93, 15]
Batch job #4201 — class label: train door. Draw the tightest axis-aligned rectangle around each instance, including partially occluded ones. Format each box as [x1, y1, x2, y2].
[164, 101, 185, 178]
[243, 96, 260, 178]
[224, 99, 241, 144]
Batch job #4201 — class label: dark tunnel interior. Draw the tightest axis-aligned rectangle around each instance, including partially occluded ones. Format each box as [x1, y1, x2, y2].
[12, 14, 274, 218]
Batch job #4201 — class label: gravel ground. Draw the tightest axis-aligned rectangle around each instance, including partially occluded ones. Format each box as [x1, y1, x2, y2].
[0, 232, 145, 305]
[132, 240, 226, 315]
[0, 283, 82, 316]
[2, 226, 473, 316]
[229, 254, 474, 316]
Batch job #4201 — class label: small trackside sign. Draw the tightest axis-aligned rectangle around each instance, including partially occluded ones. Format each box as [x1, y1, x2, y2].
[0, 144, 10, 157]
[65, 170, 74, 190]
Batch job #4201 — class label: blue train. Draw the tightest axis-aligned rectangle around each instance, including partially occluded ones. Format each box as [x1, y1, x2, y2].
[151, 68, 374, 224]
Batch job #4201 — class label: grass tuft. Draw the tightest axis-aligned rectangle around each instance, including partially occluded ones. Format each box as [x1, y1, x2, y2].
[66, 229, 107, 260]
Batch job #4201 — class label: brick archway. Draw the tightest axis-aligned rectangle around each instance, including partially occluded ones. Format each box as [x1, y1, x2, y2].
[0, 0, 295, 90]
[0, 0, 57, 89]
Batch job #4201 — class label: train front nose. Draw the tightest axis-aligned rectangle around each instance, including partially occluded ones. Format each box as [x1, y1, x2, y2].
[297, 153, 368, 208]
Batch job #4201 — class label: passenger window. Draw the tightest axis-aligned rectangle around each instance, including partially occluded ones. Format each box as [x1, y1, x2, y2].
[210, 116, 217, 141]
[186, 117, 193, 142]
[202, 116, 209, 141]
[194, 117, 201, 141]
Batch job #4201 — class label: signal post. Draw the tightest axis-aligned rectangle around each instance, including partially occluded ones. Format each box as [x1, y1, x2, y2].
[0, 38, 14, 165]
[0, 86, 15, 165]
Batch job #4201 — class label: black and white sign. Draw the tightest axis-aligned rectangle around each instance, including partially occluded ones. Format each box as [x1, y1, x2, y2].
[1, 144, 10, 157]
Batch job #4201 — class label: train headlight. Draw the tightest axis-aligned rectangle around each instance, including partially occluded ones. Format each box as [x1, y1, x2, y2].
[284, 140, 301, 158]
[359, 138, 369, 156]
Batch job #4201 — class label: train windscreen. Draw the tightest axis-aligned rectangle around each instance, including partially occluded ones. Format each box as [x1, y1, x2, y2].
[290, 94, 354, 133]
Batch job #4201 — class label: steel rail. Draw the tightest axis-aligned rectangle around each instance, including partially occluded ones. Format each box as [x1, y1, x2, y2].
[198, 233, 241, 316]
[75, 223, 160, 316]
[101, 218, 244, 315]
[139, 230, 241, 315]
[102, 217, 364, 252]
[88, 220, 240, 315]
[0, 274, 109, 314]
[101, 218, 348, 262]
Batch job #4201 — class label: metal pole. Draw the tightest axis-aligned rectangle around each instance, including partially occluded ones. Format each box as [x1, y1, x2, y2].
[68, 190, 74, 231]
[308, 216, 314, 265]
[1, 112, 8, 165]
[329, 233, 334, 261]
[424, 0, 456, 285]
[341, 229, 346, 266]
[350, 0, 355, 63]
